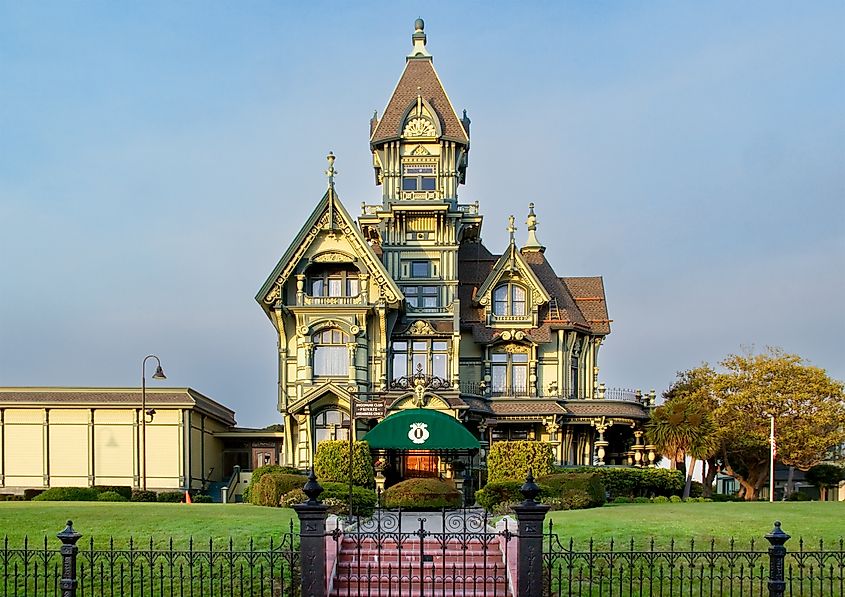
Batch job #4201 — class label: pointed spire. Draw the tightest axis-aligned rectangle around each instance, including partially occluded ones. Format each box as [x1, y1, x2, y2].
[325, 151, 338, 190]
[409, 18, 431, 59]
[523, 202, 546, 252]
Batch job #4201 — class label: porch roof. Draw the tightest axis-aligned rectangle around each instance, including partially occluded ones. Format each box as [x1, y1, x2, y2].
[364, 409, 480, 450]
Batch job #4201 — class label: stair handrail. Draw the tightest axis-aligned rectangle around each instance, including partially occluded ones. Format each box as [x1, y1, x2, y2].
[224, 465, 241, 503]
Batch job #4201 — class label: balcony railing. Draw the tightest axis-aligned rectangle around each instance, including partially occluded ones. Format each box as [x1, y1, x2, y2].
[406, 303, 452, 315]
[457, 381, 654, 404]
[456, 201, 479, 215]
[301, 294, 364, 306]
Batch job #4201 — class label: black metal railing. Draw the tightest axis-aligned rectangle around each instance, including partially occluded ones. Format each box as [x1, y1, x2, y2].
[542, 520, 844, 597]
[1, 522, 300, 597]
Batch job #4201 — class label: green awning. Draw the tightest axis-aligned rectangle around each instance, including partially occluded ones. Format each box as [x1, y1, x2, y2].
[363, 409, 480, 450]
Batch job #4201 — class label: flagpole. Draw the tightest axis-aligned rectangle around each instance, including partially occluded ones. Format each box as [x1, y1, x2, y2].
[769, 414, 775, 503]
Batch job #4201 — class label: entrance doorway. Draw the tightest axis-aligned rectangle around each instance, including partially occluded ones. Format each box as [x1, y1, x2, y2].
[252, 447, 276, 470]
[404, 451, 438, 478]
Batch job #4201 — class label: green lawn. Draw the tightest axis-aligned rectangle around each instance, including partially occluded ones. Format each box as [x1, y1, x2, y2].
[546, 501, 845, 549]
[0, 502, 296, 548]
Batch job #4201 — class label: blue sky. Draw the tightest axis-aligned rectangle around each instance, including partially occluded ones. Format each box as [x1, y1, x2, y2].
[1, 2, 843, 426]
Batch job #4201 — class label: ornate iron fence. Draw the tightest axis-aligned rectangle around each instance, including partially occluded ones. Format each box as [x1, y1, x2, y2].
[543, 520, 845, 597]
[1, 521, 300, 597]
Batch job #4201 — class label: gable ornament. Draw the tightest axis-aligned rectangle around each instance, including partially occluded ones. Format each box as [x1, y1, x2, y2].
[405, 320, 437, 335]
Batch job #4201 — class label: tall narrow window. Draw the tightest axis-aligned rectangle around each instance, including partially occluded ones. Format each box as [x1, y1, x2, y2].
[313, 329, 349, 376]
[570, 340, 581, 398]
[492, 283, 527, 316]
[491, 351, 530, 396]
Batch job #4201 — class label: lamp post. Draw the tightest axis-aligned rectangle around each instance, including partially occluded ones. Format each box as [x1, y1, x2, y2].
[141, 355, 166, 491]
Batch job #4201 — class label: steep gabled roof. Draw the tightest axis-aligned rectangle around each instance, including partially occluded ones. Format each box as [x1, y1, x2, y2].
[255, 187, 403, 313]
[371, 58, 469, 146]
[521, 251, 590, 329]
[474, 243, 551, 308]
[561, 277, 611, 334]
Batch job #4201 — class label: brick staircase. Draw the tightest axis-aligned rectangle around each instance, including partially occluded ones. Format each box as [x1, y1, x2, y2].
[330, 535, 512, 596]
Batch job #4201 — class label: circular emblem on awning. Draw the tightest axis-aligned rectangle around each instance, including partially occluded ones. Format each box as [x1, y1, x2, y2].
[408, 422, 430, 445]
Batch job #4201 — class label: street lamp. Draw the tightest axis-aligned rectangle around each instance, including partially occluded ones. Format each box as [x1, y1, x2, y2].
[141, 355, 166, 491]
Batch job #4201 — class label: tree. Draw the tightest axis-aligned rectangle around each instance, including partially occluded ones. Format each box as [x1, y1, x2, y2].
[647, 368, 720, 499]
[661, 349, 845, 501]
[805, 464, 845, 501]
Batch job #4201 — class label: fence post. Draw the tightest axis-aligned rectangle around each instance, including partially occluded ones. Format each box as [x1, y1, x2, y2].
[765, 520, 790, 597]
[512, 471, 550, 597]
[294, 470, 329, 597]
[57, 520, 82, 597]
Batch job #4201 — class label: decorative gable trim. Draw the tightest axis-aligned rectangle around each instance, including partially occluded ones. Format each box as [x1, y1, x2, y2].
[256, 189, 404, 311]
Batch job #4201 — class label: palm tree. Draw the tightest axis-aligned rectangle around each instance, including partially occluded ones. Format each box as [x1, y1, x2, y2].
[646, 400, 719, 499]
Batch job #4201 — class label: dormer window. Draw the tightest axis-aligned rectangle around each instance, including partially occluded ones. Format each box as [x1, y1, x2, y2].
[493, 283, 526, 317]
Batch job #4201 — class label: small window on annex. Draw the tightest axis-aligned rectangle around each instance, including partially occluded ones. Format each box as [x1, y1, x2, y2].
[314, 408, 350, 444]
[313, 328, 349, 377]
[391, 340, 449, 380]
[492, 283, 527, 316]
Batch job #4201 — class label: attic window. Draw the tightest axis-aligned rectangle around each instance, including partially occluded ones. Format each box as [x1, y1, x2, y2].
[402, 164, 437, 191]
[492, 283, 527, 316]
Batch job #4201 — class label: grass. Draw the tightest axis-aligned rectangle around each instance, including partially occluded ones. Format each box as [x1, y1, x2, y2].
[546, 501, 845, 549]
[0, 502, 296, 548]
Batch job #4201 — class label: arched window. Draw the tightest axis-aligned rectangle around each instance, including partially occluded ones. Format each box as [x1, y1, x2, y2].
[313, 328, 349, 376]
[492, 283, 527, 316]
[314, 408, 350, 444]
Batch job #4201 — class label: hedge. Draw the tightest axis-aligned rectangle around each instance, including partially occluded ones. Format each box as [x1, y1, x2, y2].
[486, 441, 554, 483]
[130, 490, 157, 502]
[33, 487, 99, 501]
[192, 494, 214, 503]
[250, 473, 308, 507]
[314, 440, 374, 487]
[569, 467, 685, 499]
[94, 485, 132, 500]
[321, 482, 377, 517]
[243, 465, 302, 502]
[475, 480, 550, 512]
[98, 491, 128, 502]
[538, 472, 605, 508]
[382, 479, 462, 510]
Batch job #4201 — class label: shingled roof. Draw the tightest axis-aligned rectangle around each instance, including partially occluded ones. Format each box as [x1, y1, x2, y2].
[370, 57, 469, 146]
[456, 241, 610, 338]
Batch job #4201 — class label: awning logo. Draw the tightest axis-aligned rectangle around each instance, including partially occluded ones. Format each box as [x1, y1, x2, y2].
[408, 422, 430, 444]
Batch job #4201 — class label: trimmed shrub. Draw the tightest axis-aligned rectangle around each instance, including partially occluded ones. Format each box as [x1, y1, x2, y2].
[689, 481, 704, 498]
[314, 441, 374, 487]
[613, 496, 633, 504]
[652, 495, 669, 503]
[157, 491, 185, 503]
[24, 489, 44, 501]
[280, 488, 307, 508]
[192, 494, 214, 503]
[131, 490, 158, 502]
[560, 489, 592, 510]
[33, 487, 99, 501]
[669, 495, 682, 503]
[243, 465, 302, 502]
[786, 491, 811, 501]
[251, 473, 308, 507]
[94, 486, 132, 500]
[321, 482, 377, 517]
[98, 491, 128, 502]
[539, 472, 605, 508]
[633, 497, 650, 503]
[574, 467, 685, 499]
[382, 479, 462, 510]
[487, 441, 554, 483]
[475, 480, 553, 511]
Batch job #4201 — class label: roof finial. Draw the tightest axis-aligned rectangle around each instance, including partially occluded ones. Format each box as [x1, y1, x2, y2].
[325, 151, 338, 189]
[523, 202, 546, 252]
[507, 215, 516, 245]
[409, 18, 431, 59]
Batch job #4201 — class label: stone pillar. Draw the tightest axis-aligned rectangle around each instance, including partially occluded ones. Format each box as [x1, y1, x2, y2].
[293, 471, 329, 597]
[57, 520, 82, 597]
[512, 472, 551, 597]
[765, 521, 790, 597]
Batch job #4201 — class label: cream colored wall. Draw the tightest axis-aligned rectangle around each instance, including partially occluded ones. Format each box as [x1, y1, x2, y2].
[1, 406, 218, 491]
[188, 411, 225, 489]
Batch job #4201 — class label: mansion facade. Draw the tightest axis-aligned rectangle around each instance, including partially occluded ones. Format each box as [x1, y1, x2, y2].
[256, 20, 656, 480]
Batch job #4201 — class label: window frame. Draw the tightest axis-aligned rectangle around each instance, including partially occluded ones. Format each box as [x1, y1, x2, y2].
[492, 283, 528, 317]
[391, 339, 450, 381]
[309, 267, 360, 298]
[490, 350, 530, 396]
[404, 285, 438, 308]
[312, 328, 350, 377]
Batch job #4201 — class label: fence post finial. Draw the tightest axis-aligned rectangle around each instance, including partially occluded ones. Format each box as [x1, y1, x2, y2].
[57, 520, 82, 597]
[765, 520, 790, 597]
[294, 473, 329, 597]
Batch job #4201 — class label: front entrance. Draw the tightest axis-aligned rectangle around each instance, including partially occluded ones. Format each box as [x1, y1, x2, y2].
[252, 447, 276, 469]
[403, 450, 438, 478]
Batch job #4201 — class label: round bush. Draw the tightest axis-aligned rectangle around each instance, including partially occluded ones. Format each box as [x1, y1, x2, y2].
[669, 495, 683, 503]
[98, 491, 128, 502]
[280, 488, 307, 508]
[652, 495, 669, 503]
[251, 473, 308, 507]
[243, 465, 303, 502]
[382, 478, 462, 510]
[94, 486, 132, 500]
[33, 487, 99, 501]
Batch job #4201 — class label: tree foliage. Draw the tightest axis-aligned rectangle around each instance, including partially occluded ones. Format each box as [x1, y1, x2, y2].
[658, 349, 845, 501]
